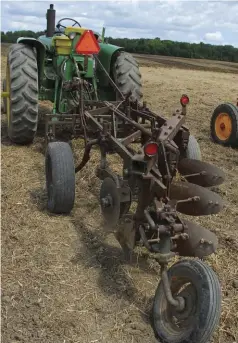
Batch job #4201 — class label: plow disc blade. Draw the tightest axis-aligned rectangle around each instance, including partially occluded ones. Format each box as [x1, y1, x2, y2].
[174, 219, 218, 258]
[178, 158, 225, 187]
[170, 181, 225, 216]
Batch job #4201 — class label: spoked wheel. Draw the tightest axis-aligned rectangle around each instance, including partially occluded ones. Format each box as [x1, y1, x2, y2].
[153, 259, 221, 343]
[45, 141, 75, 214]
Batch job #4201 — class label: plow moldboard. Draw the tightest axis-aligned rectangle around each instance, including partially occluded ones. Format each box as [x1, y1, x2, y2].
[174, 219, 218, 258]
[170, 181, 225, 216]
[178, 158, 225, 187]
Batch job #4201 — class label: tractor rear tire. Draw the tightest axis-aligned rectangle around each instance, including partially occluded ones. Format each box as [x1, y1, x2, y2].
[112, 51, 143, 103]
[2, 79, 7, 113]
[210, 103, 238, 147]
[6, 43, 38, 144]
[45, 141, 75, 214]
[186, 135, 202, 160]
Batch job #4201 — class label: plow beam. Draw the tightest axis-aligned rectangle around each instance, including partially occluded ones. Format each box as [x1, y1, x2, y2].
[178, 158, 225, 187]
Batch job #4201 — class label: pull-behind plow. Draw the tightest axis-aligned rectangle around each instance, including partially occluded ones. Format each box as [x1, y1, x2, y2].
[45, 88, 225, 343]
[0, 4, 226, 341]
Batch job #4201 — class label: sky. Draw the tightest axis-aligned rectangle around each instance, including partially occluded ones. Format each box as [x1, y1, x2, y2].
[1, 0, 238, 47]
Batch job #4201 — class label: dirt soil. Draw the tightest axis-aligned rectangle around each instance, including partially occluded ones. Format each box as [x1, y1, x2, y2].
[1, 45, 238, 343]
[133, 53, 238, 74]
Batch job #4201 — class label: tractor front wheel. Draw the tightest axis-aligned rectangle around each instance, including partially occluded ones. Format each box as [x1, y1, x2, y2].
[210, 103, 238, 147]
[152, 259, 221, 343]
[45, 142, 75, 214]
[6, 43, 39, 144]
[112, 51, 143, 103]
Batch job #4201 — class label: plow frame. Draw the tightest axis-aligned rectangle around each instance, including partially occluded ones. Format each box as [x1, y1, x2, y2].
[44, 95, 193, 308]
[44, 93, 224, 325]
[44, 93, 193, 253]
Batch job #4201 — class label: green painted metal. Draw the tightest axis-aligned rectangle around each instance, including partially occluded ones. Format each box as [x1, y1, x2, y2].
[38, 35, 52, 51]
[96, 43, 124, 87]
[15, 26, 124, 114]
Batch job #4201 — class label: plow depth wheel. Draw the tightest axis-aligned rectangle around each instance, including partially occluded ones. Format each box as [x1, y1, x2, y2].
[210, 103, 238, 147]
[6, 43, 39, 144]
[45, 142, 75, 214]
[185, 135, 201, 160]
[152, 259, 221, 343]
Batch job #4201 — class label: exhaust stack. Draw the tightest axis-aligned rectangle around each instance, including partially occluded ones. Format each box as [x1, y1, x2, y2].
[46, 4, 55, 37]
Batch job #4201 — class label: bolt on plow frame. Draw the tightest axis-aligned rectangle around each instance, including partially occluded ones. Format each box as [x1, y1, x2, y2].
[45, 86, 226, 343]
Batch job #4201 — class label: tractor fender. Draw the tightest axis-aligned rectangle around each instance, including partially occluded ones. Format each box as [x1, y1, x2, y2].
[17, 37, 46, 87]
[97, 43, 124, 87]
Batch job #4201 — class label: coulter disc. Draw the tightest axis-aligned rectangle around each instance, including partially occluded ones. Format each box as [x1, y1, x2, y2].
[99, 177, 121, 230]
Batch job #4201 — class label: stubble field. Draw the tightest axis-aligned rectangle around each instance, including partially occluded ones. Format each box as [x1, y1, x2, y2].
[1, 43, 238, 343]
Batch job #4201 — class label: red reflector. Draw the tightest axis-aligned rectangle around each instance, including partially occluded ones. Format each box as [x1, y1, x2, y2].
[144, 142, 158, 156]
[75, 30, 100, 55]
[180, 94, 189, 106]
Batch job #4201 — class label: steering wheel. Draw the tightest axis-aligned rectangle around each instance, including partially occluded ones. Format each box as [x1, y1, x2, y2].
[56, 18, 81, 32]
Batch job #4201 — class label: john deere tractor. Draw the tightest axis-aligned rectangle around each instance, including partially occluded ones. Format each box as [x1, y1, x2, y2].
[2, 4, 142, 144]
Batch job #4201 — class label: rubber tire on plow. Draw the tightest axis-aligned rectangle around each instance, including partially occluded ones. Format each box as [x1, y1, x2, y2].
[152, 259, 221, 343]
[6, 43, 39, 144]
[45, 142, 75, 214]
[185, 135, 201, 160]
[210, 103, 238, 147]
[112, 51, 143, 102]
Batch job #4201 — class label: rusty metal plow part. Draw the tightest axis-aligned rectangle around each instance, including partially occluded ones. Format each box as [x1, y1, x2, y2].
[169, 181, 225, 216]
[177, 158, 225, 187]
[99, 177, 132, 232]
[172, 219, 218, 258]
[115, 214, 136, 260]
[99, 177, 121, 231]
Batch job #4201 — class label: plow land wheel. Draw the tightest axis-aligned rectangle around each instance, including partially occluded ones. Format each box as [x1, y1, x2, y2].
[6, 43, 39, 144]
[210, 103, 238, 147]
[45, 141, 75, 214]
[185, 135, 201, 160]
[152, 259, 221, 343]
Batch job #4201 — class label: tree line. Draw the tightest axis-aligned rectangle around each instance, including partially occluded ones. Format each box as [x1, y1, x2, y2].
[1, 30, 238, 63]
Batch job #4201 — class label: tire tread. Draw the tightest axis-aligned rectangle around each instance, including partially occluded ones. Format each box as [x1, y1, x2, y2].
[7, 43, 38, 144]
[113, 51, 143, 102]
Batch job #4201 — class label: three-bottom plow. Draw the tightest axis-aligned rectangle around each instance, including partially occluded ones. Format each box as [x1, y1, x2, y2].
[45, 88, 225, 343]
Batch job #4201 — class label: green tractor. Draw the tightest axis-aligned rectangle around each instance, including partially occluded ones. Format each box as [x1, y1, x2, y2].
[2, 4, 142, 144]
